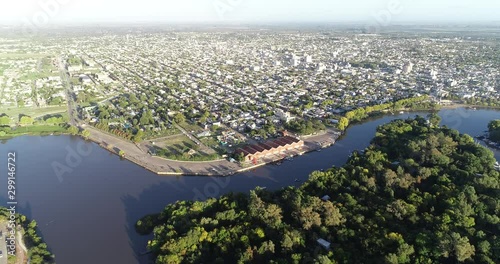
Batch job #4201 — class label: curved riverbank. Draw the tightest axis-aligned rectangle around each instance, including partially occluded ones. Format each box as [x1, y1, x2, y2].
[83, 124, 342, 176]
[1, 108, 499, 264]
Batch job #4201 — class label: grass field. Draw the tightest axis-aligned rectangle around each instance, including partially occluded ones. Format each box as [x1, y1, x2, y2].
[179, 121, 204, 133]
[158, 135, 197, 154]
[0, 124, 69, 139]
[143, 127, 181, 140]
[0, 106, 67, 123]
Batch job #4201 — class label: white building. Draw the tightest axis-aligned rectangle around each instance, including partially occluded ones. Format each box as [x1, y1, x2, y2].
[402, 62, 413, 74]
[305, 55, 313, 63]
[275, 109, 293, 123]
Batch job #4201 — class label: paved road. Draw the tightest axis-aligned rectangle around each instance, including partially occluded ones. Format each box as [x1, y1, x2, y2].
[83, 124, 241, 176]
[57, 56, 78, 127]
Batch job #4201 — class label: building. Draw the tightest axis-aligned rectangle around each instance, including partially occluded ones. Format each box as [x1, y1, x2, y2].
[316, 63, 326, 73]
[79, 74, 92, 84]
[275, 109, 293, 123]
[317, 238, 331, 250]
[291, 55, 300, 67]
[402, 62, 413, 74]
[305, 55, 313, 63]
[235, 136, 304, 162]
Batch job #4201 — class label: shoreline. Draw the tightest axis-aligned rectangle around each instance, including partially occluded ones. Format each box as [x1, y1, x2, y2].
[83, 124, 341, 177]
[3, 103, 499, 176]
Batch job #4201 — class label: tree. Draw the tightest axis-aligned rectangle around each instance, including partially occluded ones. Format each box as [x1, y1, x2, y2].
[487, 120, 500, 131]
[173, 113, 185, 124]
[19, 116, 33, 125]
[119, 150, 126, 157]
[68, 126, 79, 135]
[134, 130, 144, 143]
[235, 152, 245, 162]
[0, 115, 10, 125]
[81, 129, 90, 139]
[338, 117, 349, 131]
[427, 113, 441, 127]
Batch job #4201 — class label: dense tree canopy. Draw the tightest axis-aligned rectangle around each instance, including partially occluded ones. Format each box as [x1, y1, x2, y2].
[488, 120, 500, 143]
[138, 117, 499, 264]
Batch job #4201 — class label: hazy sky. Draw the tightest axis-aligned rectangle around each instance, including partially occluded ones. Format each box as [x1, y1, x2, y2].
[1, 0, 499, 25]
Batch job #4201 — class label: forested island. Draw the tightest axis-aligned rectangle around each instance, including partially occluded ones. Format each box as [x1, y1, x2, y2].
[137, 116, 499, 264]
[0, 207, 55, 264]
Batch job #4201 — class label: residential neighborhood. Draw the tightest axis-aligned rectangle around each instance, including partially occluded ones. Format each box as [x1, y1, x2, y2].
[1, 27, 499, 168]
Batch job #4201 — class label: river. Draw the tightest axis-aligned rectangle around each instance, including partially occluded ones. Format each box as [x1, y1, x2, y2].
[0, 108, 498, 264]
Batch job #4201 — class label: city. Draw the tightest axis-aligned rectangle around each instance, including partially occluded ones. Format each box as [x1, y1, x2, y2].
[0, 1, 499, 263]
[1, 27, 499, 176]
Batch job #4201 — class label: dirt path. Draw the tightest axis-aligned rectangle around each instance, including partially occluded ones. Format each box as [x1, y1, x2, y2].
[15, 231, 28, 264]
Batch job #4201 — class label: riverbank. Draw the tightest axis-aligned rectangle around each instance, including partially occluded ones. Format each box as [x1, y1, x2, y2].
[2, 108, 499, 264]
[0, 125, 70, 140]
[1, 102, 495, 176]
[82, 123, 341, 176]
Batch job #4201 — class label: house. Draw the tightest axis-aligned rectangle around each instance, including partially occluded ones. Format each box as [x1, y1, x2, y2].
[197, 131, 212, 138]
[79, 74, 93, 84]
[317, 238, 331, 250]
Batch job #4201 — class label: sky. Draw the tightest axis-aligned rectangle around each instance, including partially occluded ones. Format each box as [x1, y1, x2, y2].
[1, 0, 499, 25]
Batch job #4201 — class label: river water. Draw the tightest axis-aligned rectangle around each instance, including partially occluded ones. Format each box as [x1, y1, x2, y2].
[0, 108, 498, 264]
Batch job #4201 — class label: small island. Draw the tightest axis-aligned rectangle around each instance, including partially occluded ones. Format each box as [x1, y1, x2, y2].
[0, 208, 55, 264]
[137, 116, 499, 263]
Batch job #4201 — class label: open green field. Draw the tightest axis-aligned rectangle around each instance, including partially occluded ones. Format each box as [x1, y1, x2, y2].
[158, 135, 197, 153]
[179, 121, 203, 133]
[155, 135, 220, 161]
[0, 124, 69, 139]
[143, 127, 181, 140]
[0, 106, 67, 122]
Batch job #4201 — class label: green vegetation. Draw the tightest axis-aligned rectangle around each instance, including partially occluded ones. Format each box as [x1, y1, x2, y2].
[81, 129, 91, 139]
[339, 96, 436, 131]
[154, 135, 221, 161]
[0, 106, 67, 123]
[0, 112, 70, 138]
[285, 119, 326, 135]
[0, 207, 55, 264]
[137, 117, 499, 264]
[0, 124, 69, 139]
[67, 55, 82, 65]
[488, 120, 500, 143]
[464, 98, 500, 108]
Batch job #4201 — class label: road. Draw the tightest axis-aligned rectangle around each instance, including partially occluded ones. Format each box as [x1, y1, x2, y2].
[57, 56, 78, 127]
[82, 124, 242, 176]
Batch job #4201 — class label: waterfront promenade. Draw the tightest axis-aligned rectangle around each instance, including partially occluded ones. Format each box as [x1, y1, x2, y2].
[82, 124, 340, 176]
